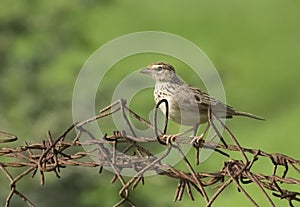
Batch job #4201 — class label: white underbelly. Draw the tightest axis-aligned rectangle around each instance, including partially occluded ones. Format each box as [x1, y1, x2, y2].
[155, 96, 207, 126]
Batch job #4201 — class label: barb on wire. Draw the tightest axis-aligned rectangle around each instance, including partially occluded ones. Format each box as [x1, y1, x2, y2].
[0, 99, 299, 207]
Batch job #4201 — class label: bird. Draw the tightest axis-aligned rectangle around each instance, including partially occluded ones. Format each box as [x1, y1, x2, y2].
[140, 61, 264, 144]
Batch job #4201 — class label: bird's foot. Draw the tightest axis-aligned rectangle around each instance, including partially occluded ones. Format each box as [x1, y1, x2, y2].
[190, 134, 205, 165]
[190, 133, 205, 148]
[161, 134, 177, 145]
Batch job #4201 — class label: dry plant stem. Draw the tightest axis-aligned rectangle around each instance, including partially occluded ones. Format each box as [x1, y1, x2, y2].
[80, 127, 132, 206]
[206, 178, 233, 207]
[119, 99, 137, 137]
[173, 142, 209, 203]
[174, 180, 185, 201]
[213, 114, 249, 163]
[77, 107, 121, 128]
[208, 108, 228, 148]
[186, 181, 195, 201]
[0, 131, 18, 143]
[119, 145, 172, 196]
[227, 164, 259, 207]
[174, 180, 181, 201]
[154, 99, 169, 145]
[126, 107, 153, 129]
[0, 164, 36, 207]
[38, 123, 76, 173]
[247, 172, 275, 207]
[9, 189, 36, 207]
[0, 99, 299, 207]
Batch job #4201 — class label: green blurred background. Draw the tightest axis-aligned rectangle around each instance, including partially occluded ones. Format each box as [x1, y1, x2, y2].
[1, 0, 299, 206]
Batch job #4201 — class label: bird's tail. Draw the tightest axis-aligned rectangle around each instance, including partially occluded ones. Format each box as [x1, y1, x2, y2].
[234, 111, 265, 120]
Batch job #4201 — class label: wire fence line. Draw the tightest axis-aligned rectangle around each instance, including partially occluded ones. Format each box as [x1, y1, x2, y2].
[0, 99, 299, 207]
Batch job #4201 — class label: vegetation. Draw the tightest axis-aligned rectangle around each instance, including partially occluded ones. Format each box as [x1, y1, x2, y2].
[0, 0, 299, 206]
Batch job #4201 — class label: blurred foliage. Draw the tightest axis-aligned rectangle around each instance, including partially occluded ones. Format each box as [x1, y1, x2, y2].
[0, 0, 299, 206]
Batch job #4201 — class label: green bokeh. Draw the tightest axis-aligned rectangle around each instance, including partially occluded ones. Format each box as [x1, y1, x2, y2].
[0, 0, 299, 206]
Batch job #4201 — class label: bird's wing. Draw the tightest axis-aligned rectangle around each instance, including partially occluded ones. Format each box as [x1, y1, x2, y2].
[181, 85, 236, 117]
[189, 86, 220, 106]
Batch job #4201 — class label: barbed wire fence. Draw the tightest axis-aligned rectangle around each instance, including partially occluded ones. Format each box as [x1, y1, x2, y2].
[0, 99, 299, 207]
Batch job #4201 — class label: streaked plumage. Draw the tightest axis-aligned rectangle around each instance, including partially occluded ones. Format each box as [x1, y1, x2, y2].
[140, 61, 264, 126]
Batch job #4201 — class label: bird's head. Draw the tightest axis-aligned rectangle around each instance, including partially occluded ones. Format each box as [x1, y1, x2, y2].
[140, 62, 178, 83]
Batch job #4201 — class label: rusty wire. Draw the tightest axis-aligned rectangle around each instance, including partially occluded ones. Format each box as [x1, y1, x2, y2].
[0, 99, 299, 207]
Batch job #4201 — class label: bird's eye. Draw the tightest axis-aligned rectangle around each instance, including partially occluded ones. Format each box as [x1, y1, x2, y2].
[157, 66, 163, 71]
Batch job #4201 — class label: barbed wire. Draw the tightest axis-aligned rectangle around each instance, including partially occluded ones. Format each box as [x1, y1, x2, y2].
[0, 99, 299, 207]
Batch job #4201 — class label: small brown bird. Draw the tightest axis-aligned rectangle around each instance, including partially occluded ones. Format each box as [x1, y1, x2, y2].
[140, 61, 264, 141]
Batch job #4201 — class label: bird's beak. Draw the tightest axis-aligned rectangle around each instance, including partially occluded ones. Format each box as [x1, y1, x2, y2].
[140, 68, 151, 75]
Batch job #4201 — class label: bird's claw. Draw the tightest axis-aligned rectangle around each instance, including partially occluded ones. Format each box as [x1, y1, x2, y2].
[190, 133, 205, 148]
[161, 135, 177, 145]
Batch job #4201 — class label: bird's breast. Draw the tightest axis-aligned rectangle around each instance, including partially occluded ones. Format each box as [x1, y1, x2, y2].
[154, 84, 208, 125]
